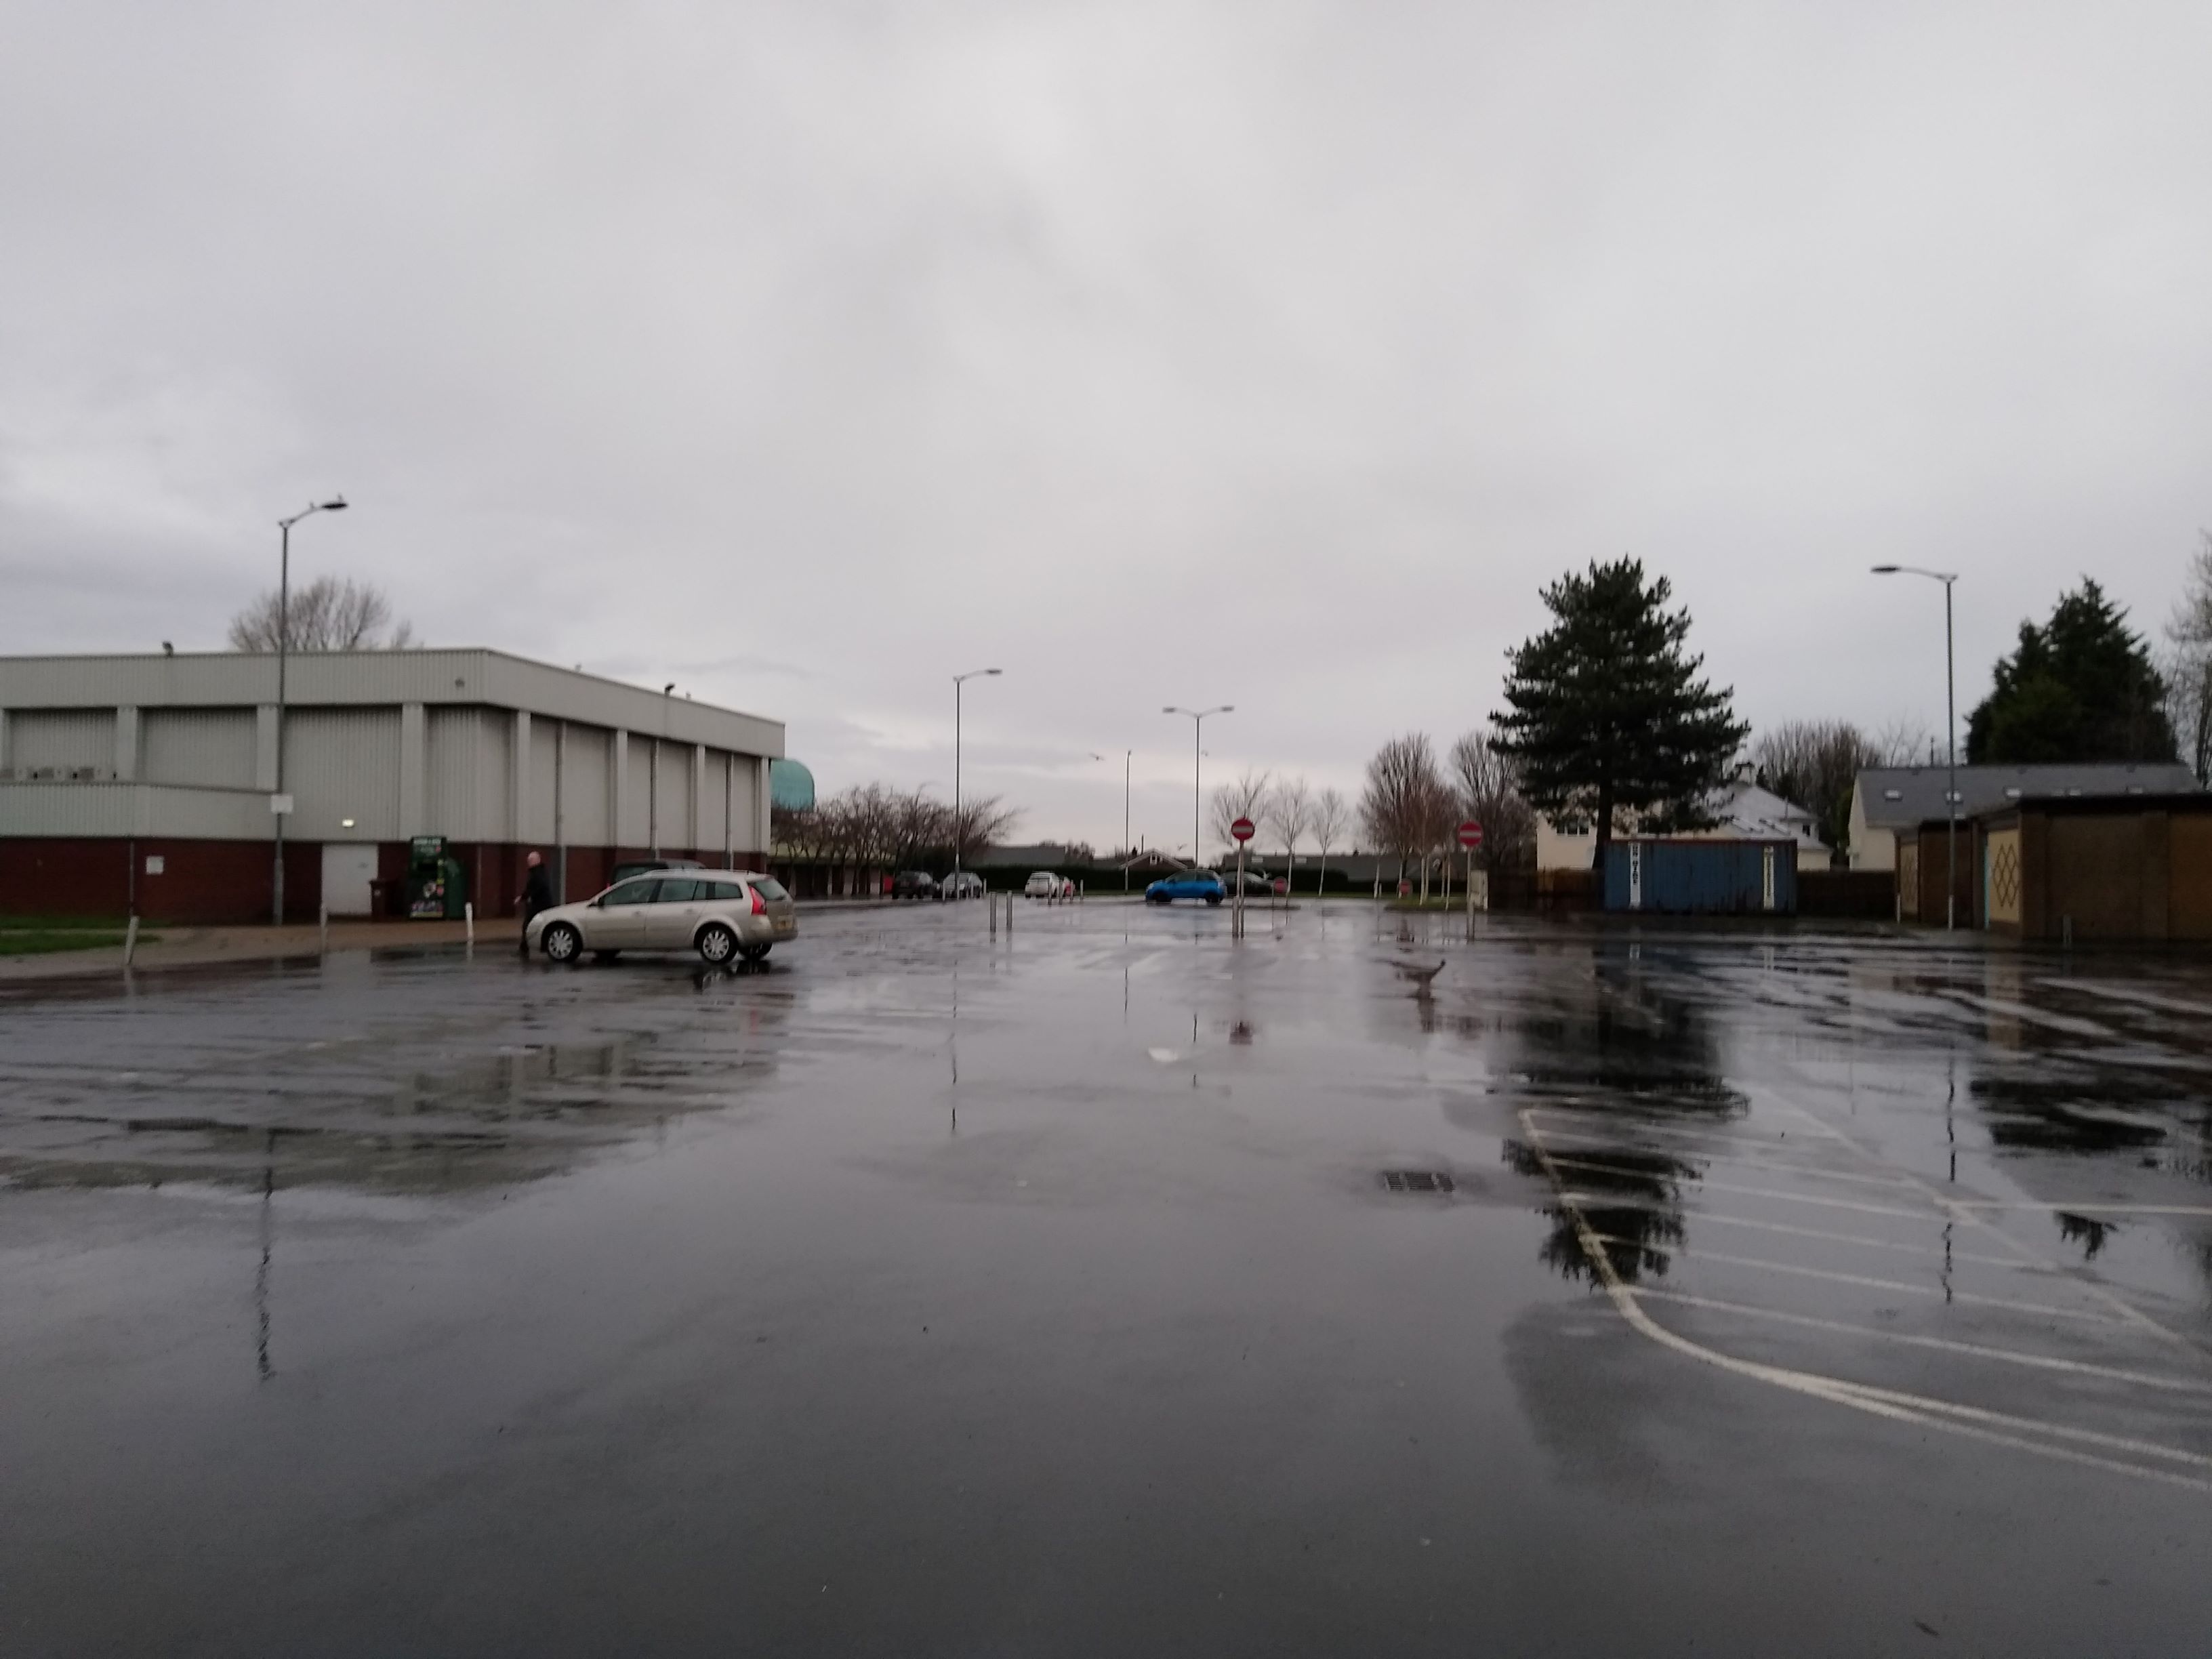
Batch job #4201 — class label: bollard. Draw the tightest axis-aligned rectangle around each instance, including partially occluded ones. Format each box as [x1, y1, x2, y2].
[990, 891, 998, 937]
[123, 913, 140, 968]
[320, 899, 329, 956]
[464, 901, 474, 946]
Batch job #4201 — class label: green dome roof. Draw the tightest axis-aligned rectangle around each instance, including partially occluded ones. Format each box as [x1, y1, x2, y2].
[769, 758, 816, 811]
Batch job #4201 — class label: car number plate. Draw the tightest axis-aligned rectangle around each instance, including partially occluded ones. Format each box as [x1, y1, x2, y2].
[773, 918, 796, 937]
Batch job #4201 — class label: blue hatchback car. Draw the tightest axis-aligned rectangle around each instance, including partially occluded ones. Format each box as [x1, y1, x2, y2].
[1145, 869, 1227, 905]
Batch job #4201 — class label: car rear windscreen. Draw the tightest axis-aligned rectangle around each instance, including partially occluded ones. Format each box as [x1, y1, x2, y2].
[748, 876, 790, 901]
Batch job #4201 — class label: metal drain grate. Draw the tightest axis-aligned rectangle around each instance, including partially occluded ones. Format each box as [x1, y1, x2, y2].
[1380, 1170, 1456, 1194]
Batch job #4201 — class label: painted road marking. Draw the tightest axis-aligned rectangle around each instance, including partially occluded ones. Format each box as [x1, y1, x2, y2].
[1519, 1111, 2212, 1496]
[1582, 1235, 2131, 1324]
[1631, 1289, 2212, 1397]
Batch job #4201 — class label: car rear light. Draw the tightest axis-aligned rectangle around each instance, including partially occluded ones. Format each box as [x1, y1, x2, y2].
[750, 887, 766, 915]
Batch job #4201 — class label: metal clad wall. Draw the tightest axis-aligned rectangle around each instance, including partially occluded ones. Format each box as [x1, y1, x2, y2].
[142, 708, 258, 789]
[1603, 840, 1797, 914]
[477, 708, 514, 840]
[426, 708, 482, 838]
[651, 740, 693, 850]
[619, 733, 650, 846]
[701, 751, 730, 853]
[563, 725, 611, 844]
[9, 709, 116, 775]
[0, 782, 268, 838]
[729, 753, 761, 851]
[284, 708, 402, 841]
[528, 718, 559, 843]
[2, 649, 783, 762]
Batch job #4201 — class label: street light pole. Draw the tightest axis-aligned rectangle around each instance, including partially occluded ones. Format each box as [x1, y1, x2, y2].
[1163, 705, 1232, 868]
[953, 668, 1002, 881]
[1124, 749, 1132, 891]
[1872, 565, 1961, 929]
[271, 496, 348, 926]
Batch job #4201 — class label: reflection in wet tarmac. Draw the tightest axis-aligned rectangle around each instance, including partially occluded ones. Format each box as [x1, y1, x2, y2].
[3, 908, 2211, 1655]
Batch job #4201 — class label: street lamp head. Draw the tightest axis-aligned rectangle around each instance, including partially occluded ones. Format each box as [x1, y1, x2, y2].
[985, 668, 1002, 676]
[319, 497, 348, 512]
[1870, 564, 1900, 574]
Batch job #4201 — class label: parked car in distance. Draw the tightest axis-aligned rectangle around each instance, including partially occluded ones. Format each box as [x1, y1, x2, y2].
[892, 870, 939, 901]
[529, 871, 796, 966]
[1145, 869, 1226, 905]
[609, 856, 705, 886]
[1023, 870, 1063, 899]
[1223, 867, 1278, 897]
[939, 871, 986, 901]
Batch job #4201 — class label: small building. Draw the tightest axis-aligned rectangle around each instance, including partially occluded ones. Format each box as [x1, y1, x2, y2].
[1978, 794, 2212, 941]
[1538, 766, 1830, 873]
[1847, 763, 2196, 872]
[0, 649, 783, 923]
[1601, 838, 1798, 915]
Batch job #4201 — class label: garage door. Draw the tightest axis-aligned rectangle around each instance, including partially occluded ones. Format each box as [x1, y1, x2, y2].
[321, 844, 379, 916]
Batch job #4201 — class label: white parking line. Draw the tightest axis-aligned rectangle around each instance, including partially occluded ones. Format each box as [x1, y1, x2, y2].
[1677, 1210, 2022, 1269]
[1631, 1289, 2212, 1397]
[1519, 1111, 2212, 1495]
[1542, 1148, 1922, 1193]
[1583, 1237, 2129, 1323]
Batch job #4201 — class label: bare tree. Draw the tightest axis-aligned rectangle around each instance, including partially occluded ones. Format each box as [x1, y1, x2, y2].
[1870, 715, 1938, 769]
[1265, 777, 1312, 897]
[228, 575, 415, 651]
[1448, 729, 1536, 873]
[1359, 733, 1441, 888]
[1748, 720, 1891, 859]
[949, 794, 1021, 859]
[1310, 786, 1351, 895]
[1208, 768, 1272, 865]
[2165, 531, 2212, 783]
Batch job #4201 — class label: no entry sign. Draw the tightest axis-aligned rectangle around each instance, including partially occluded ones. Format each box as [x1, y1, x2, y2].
[1230, 815, 1256, 844]
[1456, 819, 1484, 850]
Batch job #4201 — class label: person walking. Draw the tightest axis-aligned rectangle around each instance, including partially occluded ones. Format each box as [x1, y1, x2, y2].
[518, 851, 554, 958]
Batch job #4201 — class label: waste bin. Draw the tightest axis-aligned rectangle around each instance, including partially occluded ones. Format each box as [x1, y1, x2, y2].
[405, 836, 470, 920]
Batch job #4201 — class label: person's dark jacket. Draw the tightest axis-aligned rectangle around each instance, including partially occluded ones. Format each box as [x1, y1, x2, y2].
[520, 865, 555, 918]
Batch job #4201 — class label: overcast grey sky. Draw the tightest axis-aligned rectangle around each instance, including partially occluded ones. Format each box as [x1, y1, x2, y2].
[5, 2, 2209, 853]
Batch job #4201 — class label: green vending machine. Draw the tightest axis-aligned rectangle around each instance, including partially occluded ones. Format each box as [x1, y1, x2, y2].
[406, 836, 468, 920]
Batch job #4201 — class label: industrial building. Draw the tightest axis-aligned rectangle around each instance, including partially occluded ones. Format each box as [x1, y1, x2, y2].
[1900, 793, 2212, 940]
[0, 649, 783, 924]
[1847, 762, 2196, 870]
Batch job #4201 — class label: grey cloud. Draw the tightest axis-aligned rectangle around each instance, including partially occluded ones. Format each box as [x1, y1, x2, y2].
[5, 1, 2209, 851]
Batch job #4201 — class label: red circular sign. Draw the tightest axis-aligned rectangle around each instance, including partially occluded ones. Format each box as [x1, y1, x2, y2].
[1230, 816, 1256, 843]
[1457, 819, 1484, 849]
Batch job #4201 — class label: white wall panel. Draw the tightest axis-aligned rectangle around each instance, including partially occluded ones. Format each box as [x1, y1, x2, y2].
[10, 709, 116, 776]
[142, 708, 257, 788]
[562, 724, 611, 844]
[619, 733, 650, 846]
[649, 739, 693, 851]
[477, 710, 513, 840]
[426, 708, 483, 838]
[528, 718, 559, 844]
[282, 708, 402, 840]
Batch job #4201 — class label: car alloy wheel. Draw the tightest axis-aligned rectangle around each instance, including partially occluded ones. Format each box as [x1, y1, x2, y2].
[697, 923, 737, 964]
[542, 922, 581, 962]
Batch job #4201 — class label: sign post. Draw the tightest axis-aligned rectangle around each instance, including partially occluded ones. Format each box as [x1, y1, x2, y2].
[1231, 815, 1255, 939]
[1456, 820, 1484, 939]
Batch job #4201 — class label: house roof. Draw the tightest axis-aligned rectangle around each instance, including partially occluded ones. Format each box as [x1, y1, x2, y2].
[1856, 764, 2198, 829]
[1713, 779, 1827, 851]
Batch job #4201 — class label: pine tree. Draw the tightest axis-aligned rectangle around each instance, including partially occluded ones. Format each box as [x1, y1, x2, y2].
[1492, 558, 1747, 869]
[1965, 580, 2175, 764]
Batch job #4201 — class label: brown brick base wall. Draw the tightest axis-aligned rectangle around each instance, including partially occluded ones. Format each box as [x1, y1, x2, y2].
[0, 840, 767, 924]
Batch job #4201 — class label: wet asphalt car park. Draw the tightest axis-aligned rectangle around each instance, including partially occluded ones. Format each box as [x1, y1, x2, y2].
[2, 902, 2209, 1656]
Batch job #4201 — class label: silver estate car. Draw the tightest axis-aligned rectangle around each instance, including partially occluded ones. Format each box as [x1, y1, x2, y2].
[528, 871, 797, 966]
